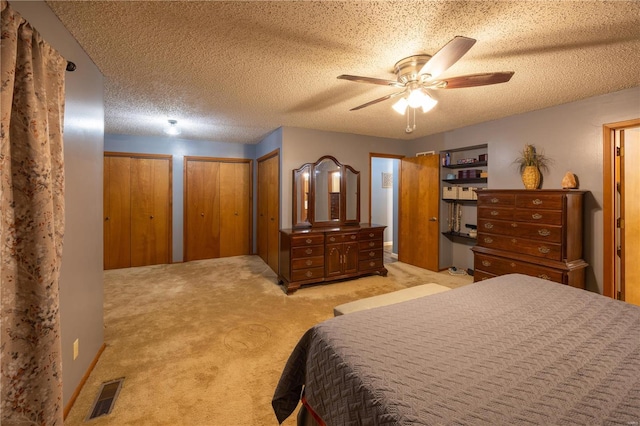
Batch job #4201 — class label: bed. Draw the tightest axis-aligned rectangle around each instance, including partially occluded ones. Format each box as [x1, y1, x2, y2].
[272, 274, 640, 425]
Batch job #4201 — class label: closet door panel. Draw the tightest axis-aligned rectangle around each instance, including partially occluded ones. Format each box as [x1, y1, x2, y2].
[185, 160, 220, 261]
[130, 157, 171, 267]
[257, 159, 269, 263]
[220, 161, 251, 257]
[266, 155, 280, 273]
[104, 156, 131, 270]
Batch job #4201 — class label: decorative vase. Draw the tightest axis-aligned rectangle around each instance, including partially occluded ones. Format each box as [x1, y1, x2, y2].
[521, 165, 541, 189]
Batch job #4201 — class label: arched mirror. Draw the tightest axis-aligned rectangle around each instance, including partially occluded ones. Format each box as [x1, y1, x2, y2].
[292, 156, 360, 228]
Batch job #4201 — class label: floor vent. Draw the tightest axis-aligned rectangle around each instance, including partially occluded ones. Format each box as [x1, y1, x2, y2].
[86, 378, 124, 421]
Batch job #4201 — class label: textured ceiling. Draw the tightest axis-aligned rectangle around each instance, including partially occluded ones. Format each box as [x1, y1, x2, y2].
[46, 1, 640, 144]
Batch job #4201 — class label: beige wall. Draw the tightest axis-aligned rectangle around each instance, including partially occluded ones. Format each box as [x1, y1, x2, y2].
[12, 1, 105, 406]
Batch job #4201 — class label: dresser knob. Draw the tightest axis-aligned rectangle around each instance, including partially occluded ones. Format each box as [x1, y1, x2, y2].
[538, 246, 551, 254]
[369, 242, 375, 247]
[511, 223, 518, 228]
[369, 233, 375, 237]
[538, 229, 551, 237]
[369, 261, 375, 267]
[511, 239, 518, 243]
[510, 262, 516, 268]
[306, 238, 312, 244]
[329, 237, 336, 242]
[351, 235, 356, 240]
[490, 198, 499, 204]
[305, 260, 312, 266]
[369, 251, 375, 257]
[305, 271, 313, 278]
[482, 260, 491, 267]
[538, 274, 551, 280]
[484, 223, 493, 229]
[484, 237, 493, 243]
[305, 249, 312, 255]
[532, 213, 543, 220]
[490, 210, 499, 216]
[532, 198, 543, 205]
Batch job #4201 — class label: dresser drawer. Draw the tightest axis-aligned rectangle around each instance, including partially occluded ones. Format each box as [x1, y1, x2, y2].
[359, 228, 384, 240]
[359, 239, 383, 250]
[292, 245, 324, 258]
[359, 248, 382, 261]
[516, 194, 563, 210]
[291, 267, 324, 282]
[478, 220, 562, 243]
[513, 209, 563, 225]
[326, 232, 358, 244]
[477, 193, 515, 207]
[473, 270, 497, 282]
[359, 258, 384, 271]
[291, 234, 325, 247]
[474, 253, 563, 282]
[477, 233, 562, 261]
[478, 207, 514, 220]
[292, 256, 324, 270]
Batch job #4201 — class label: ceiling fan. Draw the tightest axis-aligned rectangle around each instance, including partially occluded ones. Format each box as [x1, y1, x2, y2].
[337, 36, 514, 133]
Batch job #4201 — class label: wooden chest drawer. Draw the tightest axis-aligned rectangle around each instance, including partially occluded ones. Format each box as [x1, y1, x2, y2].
[359, 239, 382, 250]
[291, 267, 324, 282]
[291, 234, 325, 247]
[477, 193, 515, 206]
[474, 270, 497, 282]
[478, 219, 562, 243]
[516, 193, 563, 210]
[359, 258, 384, 271]
[474, 253, 563, 282]
[477, 233, 562, 261]
[359, 228, 384, 240]
[514, 209, 563, 225]
[359, 248, 382, 261]
[292, 245, 324, 258]
[326, 232, 358, 244]
[292, 256, 324, 270]
[478, 207, 514, 221]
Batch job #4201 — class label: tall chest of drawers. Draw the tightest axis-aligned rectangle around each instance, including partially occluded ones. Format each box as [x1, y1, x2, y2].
[471, 190, 588, 289]
[279, 224, 387, 294]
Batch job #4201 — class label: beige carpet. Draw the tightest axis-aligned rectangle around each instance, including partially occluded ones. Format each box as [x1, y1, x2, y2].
[64, 256, 472, 426]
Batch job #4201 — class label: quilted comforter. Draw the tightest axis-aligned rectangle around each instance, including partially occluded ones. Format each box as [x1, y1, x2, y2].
[272, 274, 640, 425]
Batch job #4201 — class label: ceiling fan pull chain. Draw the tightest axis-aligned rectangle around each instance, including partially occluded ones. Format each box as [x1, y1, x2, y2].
[406, 107, 416, 133]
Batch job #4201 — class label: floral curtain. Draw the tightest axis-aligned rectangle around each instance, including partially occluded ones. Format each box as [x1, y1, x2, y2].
[1, 1, 67, 424]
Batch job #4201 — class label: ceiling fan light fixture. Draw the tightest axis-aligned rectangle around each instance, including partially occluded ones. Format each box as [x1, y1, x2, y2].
[165, 119, 181, 136]
[392, 97, 409, 115]
[420, 93, 438, 113]
[407, 88, 427, 109]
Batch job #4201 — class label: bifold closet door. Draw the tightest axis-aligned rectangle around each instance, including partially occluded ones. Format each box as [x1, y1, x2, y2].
[220, 162, 251, 257]
[130, 157, 171, 267]
[104, 156, 131, 270]
[257, 152, 279, 273]
[184, 160, 221, 261]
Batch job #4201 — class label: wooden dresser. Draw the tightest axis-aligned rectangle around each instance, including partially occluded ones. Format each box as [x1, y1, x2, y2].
[471, 190, 588, 289]
[279, 224, 387, 294]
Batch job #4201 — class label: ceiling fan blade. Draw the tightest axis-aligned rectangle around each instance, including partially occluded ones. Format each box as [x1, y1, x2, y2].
[338, 74, 405, 88]
[435, 72, 515, 89]
[420, 36, 477, 80]
[349, 90, 406, 111]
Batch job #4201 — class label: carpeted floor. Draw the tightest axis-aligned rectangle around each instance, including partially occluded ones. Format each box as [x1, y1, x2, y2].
[64, 256, 472, 426]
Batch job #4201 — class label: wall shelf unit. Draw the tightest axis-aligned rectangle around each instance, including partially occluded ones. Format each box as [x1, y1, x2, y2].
[440, 143, 488, 272]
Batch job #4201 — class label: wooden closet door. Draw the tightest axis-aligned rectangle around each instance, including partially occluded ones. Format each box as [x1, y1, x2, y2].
[220, 161, 251, 257]
[257, 153, 279, 274]
[130, 157, 171, 267]
[398, 155, 440, 271]
[184, 160, 220, 261]
[104, 156, 131, 270]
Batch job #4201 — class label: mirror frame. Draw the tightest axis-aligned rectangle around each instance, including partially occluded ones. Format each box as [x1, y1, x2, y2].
[292, 155, 360, 228]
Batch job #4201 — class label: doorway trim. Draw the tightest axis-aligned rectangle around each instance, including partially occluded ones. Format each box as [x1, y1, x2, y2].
[368, 152, 404, 224]
[602, 118, 640, 299]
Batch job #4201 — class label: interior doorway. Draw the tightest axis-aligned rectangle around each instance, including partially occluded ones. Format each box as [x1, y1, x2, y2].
[603, 119, 640, 305]
[369, 153, 402, 262]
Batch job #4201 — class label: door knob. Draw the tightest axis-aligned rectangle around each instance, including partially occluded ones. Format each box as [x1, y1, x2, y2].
[150, 215, 154, 219]
[234, 212, 239, 216]
[201, 213, 204, 217]
[105, 216, 110, 221]
[429, 217, 437, 222]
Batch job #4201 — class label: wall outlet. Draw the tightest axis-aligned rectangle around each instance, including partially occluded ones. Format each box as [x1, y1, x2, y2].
[73, 339, 79, 360]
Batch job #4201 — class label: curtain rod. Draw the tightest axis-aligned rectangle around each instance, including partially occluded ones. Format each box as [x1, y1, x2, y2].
[66, 61, 76, 72]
